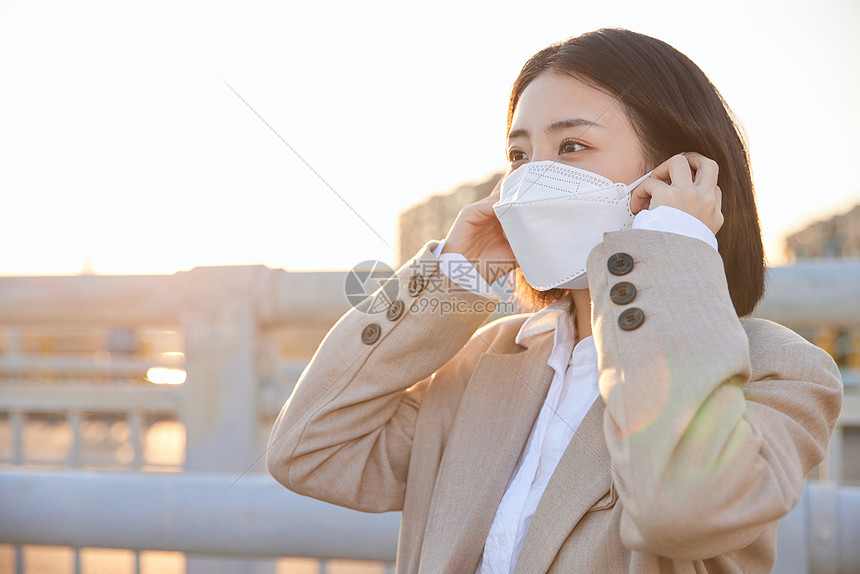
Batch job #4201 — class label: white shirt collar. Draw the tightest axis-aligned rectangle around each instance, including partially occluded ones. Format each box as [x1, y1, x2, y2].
[515, 295, 596, 369]
[514, 296, 575, 346]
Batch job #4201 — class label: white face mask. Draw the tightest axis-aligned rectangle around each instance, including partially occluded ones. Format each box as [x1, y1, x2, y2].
[492, 161, 652, 291]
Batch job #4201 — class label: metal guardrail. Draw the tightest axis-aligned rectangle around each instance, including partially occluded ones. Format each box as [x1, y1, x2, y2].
[773, 481, 860, 574]
[1, 469, 857, 573]
[0, 266, 352, 330]
[0, 469, 400, 561]
[1, 260, 858, 329]
[1, 261, 859, 573]
[755, 260, 860, 329]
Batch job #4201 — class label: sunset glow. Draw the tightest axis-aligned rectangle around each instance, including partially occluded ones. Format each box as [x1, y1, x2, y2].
[145, 367, 187, 386]
[1, 0, 857, 277]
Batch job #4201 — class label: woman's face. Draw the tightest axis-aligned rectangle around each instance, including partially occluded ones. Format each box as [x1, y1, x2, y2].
[507, 72, 648, 184]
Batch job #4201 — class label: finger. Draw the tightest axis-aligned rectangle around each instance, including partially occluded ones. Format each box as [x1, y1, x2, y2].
[630, 177, 669, 214]
[651, 154, 692, 187]
[666, 154, 694, 188]
[651, 156, 672, 183]
[683, 152, 719, 190]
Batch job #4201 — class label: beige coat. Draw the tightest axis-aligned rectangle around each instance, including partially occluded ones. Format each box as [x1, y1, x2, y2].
[267, 230, 843, 573]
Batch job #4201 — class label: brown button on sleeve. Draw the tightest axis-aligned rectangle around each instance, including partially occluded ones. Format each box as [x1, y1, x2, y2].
[609, 281, 637, 305]
[607, 252, 634, 276]
[361, 323, 382, 344]
[407, 274, 425, 297]
[386, 300, 404, 321]
[618, 307, 645, 331]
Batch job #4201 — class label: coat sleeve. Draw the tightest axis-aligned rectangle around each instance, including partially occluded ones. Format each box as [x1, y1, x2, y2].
[586, 229, 844, 560]
[265, 242, 497, 512]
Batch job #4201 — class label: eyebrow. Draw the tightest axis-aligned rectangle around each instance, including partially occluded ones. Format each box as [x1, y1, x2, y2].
[507, 118, 603, 142]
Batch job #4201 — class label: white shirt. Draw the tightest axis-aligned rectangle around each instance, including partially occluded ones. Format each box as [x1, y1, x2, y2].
[477, 301, 597, 574]
[433, 206, 717, 574]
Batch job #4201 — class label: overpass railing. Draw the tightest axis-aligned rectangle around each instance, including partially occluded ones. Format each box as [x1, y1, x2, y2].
[1, 260, 858, 573]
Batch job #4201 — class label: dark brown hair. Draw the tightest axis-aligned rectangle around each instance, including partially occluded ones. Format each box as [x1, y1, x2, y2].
[508, 28, 765, 317]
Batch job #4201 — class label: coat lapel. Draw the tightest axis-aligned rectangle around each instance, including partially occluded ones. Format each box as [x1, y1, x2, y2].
[417, 331, 555, 574]
[512, 396, 614, 574]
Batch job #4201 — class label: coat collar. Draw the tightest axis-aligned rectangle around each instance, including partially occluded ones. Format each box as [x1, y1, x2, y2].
[416, 317, 613, 573]
[416, 330, 555, 573]
[513, 396, 612, 574]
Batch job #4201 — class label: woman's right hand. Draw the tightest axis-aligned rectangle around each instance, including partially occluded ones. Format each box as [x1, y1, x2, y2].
[440, 175, 517, 283]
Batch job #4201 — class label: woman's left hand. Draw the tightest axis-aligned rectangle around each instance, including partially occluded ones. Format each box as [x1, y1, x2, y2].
[630, 152, 724, 235]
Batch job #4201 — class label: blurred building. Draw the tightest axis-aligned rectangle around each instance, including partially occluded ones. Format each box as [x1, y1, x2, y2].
[785, 204, 860, 260]
[779, 202, 860, 375]
[396, 172, 503, 264]
[782, 206, 860, 483]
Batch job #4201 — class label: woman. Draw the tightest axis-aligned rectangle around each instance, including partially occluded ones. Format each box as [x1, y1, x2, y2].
[267, 28, 843, 573]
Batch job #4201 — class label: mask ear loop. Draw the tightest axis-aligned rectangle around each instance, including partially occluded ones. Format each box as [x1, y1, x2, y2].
[623, 170, 654, 215]
[627, 171, 653, 194]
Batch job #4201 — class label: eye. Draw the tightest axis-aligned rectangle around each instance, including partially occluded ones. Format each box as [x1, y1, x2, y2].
[559, 139, 586, 155]
[508, 149, 528, 165]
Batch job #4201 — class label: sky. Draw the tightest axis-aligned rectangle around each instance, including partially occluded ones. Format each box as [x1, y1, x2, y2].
[1, 0, 858, 276]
